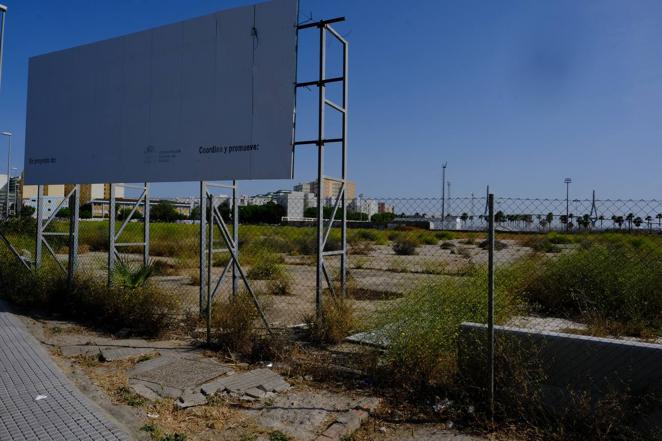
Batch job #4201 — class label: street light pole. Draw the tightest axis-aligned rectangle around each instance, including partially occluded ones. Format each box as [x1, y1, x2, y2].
[0, 4, 6, 88]
[441, 162, 447, 226]
[2, 131, 11, 218]
[564, 178, 572, 232]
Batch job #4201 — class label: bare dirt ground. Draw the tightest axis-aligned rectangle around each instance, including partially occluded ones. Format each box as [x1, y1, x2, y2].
[16, 312, 496, 441]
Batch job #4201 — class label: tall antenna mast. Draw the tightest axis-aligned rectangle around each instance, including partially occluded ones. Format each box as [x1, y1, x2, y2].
[441, 162, 447, 223]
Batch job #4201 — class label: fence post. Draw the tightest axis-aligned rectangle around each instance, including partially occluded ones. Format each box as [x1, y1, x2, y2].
[199, 181, 207, 316]
[35, 185, 43, 269]
[67, 184, 79, 285]
[108, 183, 115, 286]
[487, 193, 495, 419]
[144, 182, 150, 266]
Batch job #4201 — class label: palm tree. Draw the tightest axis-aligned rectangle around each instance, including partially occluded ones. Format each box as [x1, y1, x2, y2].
[626, 213, 634, 232]
[634, 216, 643, 229]
[645, 215, 653, 232]
[598, 215, 605, 230]
[657, 213, 662, 230]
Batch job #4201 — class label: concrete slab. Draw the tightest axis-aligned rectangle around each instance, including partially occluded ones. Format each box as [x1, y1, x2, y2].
[247, 389, 380, 441]
[60, 344, 101, 357]
[100, 346, 157, 361]
[202, 368, 290, 397]
[128, 354, 234, 401]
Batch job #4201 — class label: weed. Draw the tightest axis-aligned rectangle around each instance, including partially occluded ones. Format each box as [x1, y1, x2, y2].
[435, 231, 455, 240]
[304, 296, 356, 345]
[269, 430, 290, 441]
[116, 385, 146, 407]
[350, 240, 374, 255]
[417, 232, 439, 245]
[478, 239, 508, 251]
[212, 293, 259, 354]
[440, 241, 455, 250]
[267, 271, 292, 296]
[247, 257, 284, 280]
[392, 237, 418, 255]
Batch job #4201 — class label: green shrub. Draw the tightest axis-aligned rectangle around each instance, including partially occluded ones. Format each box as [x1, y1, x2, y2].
[373, 271, 521, 389]
[517, 243, 662, 336]
[0, 254, 178, 336]
[434, 231, 455, 240]
[417, 232, 438, 245]
[213, 293, 259, 353]
[266, 271, 292, 296]
[478, 239, 508, 251]
[392, 237, 418, 255]
[304, 296, 356, 345]
[440, 241, 455, 250]
[247, 258, 284, 280]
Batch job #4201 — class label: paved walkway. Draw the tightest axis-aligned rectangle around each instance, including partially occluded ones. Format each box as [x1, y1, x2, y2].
[0, 301, 132, 441]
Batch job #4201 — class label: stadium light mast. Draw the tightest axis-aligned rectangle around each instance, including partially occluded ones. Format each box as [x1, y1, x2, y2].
[0, 4, 6, 88]
[441, 162, 447, 224]
[564, 177, 572, 231]
[2, 131, 11, 218]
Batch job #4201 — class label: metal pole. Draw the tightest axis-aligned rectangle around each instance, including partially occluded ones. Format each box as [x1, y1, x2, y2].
[35, 185, 43, 269]
[316, 24, 326, 318]
[206, 194, 214, 344]
[67, 185, 79, 285]
[5, 133, 10, 218]
[108, 183, 116, 286]
[487, 193, 495, 418]
[340, 36, 348, 297]
[232, 180, 238, 299]
[0, 5, 6, 89]
[565, 178, 571, 232]
[441, 162, 446, 227]
[199, 181, 207, 315]
[143, 182, 150, 266]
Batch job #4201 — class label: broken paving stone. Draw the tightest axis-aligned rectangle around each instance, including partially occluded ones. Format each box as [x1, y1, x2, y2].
[129, 355, 234, 400]
[99, 346, 156, 362]
[202, 368, 290, 398]
[176, 390, 208, 409]
[130, 383, 161, 402]
[60, 345, 101, 357]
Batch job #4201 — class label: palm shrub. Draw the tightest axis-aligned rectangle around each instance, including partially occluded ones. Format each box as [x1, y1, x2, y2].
[111, 257, 154, 288]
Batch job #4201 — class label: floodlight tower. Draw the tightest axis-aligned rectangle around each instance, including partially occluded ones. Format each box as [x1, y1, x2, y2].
[564, 177, 572, 231]
[441, 162, 447, 224]
[1, 131, 11, 218]
[0, 4, 6, 88]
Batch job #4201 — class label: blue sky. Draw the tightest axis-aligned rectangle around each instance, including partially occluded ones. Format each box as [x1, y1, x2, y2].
[1, 0, 662, 199]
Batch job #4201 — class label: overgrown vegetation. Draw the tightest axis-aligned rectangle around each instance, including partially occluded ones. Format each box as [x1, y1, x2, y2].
[304, 295, 356, 345]
[514, 240, 662, 337]
[372, 271, 522, 391]
[392, 236, 419, 255]
[0, 253, 178, 336]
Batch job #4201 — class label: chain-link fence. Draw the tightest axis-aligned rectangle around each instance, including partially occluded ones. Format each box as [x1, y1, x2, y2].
[1, 194, 661, 437]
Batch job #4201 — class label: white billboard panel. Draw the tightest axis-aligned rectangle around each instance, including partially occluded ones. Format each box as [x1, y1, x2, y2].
[24, 0, 298, 185]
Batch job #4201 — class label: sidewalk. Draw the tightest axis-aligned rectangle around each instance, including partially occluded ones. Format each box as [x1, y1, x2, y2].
[0, 300, 132, 441]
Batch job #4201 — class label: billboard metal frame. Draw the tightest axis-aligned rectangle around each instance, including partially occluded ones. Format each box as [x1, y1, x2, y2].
[108, 183, 151, 286]
[34, 185, 80, 281]
[0, 10, 350, 332]
[201, 180, 271, 342]
[294, 17, 349, 317]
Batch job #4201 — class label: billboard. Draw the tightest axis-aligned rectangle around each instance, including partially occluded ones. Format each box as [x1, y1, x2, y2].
[24, 0, 298, 185]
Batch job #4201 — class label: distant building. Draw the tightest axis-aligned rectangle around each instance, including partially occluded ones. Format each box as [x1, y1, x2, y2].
[294, 178, 356, 203]
[21, 182, 124, 204]
[378, 202, 394, 214]
[348, 198, 379, 219]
